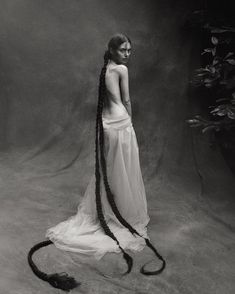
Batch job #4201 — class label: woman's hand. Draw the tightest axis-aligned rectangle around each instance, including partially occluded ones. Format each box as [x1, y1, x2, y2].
[124, 100, 132, 118]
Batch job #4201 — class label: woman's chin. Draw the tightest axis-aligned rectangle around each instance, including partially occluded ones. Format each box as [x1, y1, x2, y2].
[122, 59, 129, 64]
[115, 59, 129, 65]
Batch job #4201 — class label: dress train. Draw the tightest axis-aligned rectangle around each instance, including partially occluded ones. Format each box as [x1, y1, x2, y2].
[45, 110, 150, 260]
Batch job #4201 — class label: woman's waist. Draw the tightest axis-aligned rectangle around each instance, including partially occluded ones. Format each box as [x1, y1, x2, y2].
[103, 101, 128, 116]
[102, 110, 132, 130]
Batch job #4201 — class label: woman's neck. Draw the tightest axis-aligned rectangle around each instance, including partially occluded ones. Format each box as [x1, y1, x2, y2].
[108, 59, 126, 66]
[108, 59, 118, 66]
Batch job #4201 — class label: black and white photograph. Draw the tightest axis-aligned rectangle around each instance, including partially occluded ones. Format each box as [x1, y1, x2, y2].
[0, 1, 234, 293]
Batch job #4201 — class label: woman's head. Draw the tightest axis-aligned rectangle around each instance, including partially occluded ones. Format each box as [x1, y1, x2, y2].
[104, 33, 132, 65]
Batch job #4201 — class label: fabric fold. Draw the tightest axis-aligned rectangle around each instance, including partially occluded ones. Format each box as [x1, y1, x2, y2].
[46, 110, 150, 260]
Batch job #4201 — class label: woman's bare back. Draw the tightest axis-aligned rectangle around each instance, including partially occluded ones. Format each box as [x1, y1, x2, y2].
[103, 63, 128, 118]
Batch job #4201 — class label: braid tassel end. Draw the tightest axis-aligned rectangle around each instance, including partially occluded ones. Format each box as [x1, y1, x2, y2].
[27, 240, 80, 292]
[47, 272, 80, 291]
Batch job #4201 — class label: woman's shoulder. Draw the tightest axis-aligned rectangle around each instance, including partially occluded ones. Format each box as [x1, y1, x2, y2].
[110, 64, 128, 76]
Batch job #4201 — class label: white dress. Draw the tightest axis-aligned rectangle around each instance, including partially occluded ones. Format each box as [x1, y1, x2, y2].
[45, 108, 150, 261]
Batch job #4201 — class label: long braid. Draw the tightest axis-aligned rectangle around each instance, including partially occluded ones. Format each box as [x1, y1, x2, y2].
[95, 51, 133, 274]
[27, 36, 166, 292]
[98, 52, 166, 275]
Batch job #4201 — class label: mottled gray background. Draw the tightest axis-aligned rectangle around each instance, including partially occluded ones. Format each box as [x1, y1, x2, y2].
[0, 1, 234, 294]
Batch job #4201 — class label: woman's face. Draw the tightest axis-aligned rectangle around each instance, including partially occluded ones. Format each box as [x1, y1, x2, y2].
[111, 41, 131, 64]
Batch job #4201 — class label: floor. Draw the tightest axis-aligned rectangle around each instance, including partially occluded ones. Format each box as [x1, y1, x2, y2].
[0, 128, 235, 294]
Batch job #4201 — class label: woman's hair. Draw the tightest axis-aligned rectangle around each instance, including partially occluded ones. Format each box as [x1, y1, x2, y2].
[27, 33, 165, 292]
[104, 33, 131, 62]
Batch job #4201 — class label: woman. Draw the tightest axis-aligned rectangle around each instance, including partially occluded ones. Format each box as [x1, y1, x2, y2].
[28, 33, 166, 292]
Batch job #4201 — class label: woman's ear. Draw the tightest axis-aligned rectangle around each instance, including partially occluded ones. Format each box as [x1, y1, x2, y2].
[110, 48, 115, 57]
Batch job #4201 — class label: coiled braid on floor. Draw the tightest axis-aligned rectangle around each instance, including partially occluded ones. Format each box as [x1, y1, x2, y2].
[97, 51, 166, 276]
[26, 51, 133, 293]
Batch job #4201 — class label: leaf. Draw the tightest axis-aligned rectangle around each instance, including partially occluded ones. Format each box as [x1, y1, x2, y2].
[210, 105, 230, 117]
[195, 68, 209, 72]
[222, 26, 235, 32]
[204, 78, 214, 83]
[186, 119, 200, 124]
[202, 126, 216, 133]
[201, 48, 213, 55]
[226, 59, 235, 65]
[217, 111, 227, 116]
[210, 107, 220, 113]
[211, 36, 218, 45]
[210, 66, 216, 74]
[212, 48, 216, 56]
[196, 72, 208, 77]
[211, 28, 229, 33]
[194, 115, 208, 124]
[227, 110, 235, 119]
[224, 52, 234, 59]
[213, 58, 219, 65]
[216, 98, 230, 102]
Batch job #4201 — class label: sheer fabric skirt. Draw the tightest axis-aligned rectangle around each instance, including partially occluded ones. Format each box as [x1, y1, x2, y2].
[45, 111, 150, 260]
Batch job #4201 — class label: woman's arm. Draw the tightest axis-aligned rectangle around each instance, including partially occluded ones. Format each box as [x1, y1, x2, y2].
[117, 65, 132, 118]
